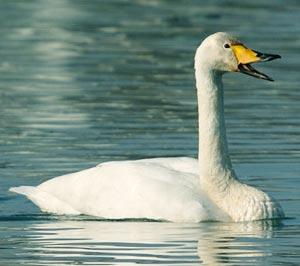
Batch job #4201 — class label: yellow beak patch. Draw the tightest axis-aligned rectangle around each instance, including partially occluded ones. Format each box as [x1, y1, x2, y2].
[231, 45, 260, 65]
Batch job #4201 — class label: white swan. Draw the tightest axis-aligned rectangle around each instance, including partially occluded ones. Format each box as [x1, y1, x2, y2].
[10, 32, 284, 222]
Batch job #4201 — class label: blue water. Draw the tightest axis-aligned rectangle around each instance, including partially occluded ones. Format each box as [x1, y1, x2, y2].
[1, 0, 299, 265]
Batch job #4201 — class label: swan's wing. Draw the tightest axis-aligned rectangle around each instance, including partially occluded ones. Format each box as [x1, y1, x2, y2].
[10, 157, 228, 222]
[132, 157, 199, 175]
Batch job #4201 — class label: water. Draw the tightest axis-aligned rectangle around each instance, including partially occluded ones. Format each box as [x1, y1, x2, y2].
[0, 0, 299, 265]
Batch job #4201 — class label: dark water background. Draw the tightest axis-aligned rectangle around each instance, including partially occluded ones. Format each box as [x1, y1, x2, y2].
[0, 0, 299, 265]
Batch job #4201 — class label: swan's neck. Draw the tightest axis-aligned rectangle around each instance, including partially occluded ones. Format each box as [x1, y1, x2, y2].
[193, 45, 284, 222]
[196, 66, 237, 188]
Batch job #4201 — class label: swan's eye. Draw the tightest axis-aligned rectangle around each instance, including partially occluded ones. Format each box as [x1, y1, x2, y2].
[224, 43, 230, 49]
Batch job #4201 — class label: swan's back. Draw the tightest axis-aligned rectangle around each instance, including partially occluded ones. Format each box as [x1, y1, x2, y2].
[10, 157, 229, 222]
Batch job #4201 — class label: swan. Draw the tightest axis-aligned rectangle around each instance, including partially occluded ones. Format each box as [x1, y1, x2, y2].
[10, 32, 284, 222]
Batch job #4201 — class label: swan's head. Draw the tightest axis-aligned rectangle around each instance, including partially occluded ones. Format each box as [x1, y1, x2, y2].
[195, 32, 281, 81]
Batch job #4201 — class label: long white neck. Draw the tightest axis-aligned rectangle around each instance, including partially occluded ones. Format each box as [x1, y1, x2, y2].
[195, 63, 237, 188]
[191, 35, 284, 222]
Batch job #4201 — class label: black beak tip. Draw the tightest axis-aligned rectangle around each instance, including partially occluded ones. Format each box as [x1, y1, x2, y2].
[263, 53, 281, 62]
[273, 54, 281, 60]
[266, 76, 275, 82]
[254, 51, 281, 62]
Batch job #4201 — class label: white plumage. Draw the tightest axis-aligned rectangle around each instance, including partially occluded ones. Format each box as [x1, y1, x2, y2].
[11, 157, 228, 222]
[10, 32, 284, 222]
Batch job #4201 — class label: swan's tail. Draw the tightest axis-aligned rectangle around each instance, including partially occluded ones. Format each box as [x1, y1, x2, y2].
[9, 186, 80, 215]
[10, 186, 37, 197]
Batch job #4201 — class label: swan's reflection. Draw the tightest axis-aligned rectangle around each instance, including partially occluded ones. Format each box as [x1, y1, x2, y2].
[25, 218, 282, 265]
[197, 220, 282, 265]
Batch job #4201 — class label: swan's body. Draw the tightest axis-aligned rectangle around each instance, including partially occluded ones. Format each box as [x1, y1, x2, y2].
[11, 157, 229, 222]
[10, 32, 284, 222]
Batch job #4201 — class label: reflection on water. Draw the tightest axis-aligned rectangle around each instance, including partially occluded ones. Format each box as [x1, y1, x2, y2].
[198, 221, 279, 266]
[1, 218, 287, 266]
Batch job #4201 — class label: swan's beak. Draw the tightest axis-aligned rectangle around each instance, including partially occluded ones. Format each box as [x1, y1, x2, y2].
[231, 44, 281, 81]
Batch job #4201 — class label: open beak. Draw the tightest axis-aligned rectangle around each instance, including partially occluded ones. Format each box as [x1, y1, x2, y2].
[231, 44, 281, 81]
